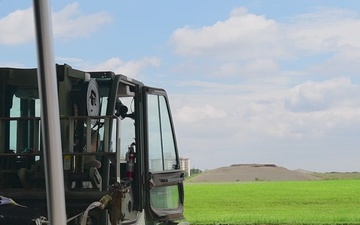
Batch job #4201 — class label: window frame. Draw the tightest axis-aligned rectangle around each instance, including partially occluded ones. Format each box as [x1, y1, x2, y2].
[143, 87, 184, 221]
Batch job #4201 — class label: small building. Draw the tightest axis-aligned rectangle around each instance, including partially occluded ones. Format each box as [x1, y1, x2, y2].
[180, 157, 191, 176]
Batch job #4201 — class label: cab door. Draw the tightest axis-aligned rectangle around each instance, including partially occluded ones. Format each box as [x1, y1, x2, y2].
[144, 87, 185, 222]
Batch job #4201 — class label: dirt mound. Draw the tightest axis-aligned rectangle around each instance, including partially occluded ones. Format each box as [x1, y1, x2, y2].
[187, 164, 320, 183]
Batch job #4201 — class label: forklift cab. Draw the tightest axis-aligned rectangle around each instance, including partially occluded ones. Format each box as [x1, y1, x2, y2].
[0, 64, 185, 225]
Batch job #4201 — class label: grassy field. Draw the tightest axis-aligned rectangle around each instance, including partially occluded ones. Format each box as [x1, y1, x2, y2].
[184, 180, 360, 225]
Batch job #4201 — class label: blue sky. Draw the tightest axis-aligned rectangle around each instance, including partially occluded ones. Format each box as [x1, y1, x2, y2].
[2, 1, 360, 172]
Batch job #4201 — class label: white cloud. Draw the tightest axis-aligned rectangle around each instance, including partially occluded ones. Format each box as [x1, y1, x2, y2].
[56, 56, 84, 65]
[175, 105, 226, 123]
[172, 76, 360, 171]
[0, 8, 34, 45]
[83, 56, 161, 79]
[170, 7, 284, 60]
[0, 3, 111, 45]
[53, 3, 112, 39]
[308, 47, 360, 77]
[285, 77, 360, 112]
[170, 7, 360, 79]
[169, 8, 360, 171]
[288, 8, 360, 52]
[0, 61, 26, 68]
[197, 59, 279, 78]
[243, 59, 279, 74]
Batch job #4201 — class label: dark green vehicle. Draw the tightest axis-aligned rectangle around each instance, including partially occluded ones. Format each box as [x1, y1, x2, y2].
[0, 64, 186, 225]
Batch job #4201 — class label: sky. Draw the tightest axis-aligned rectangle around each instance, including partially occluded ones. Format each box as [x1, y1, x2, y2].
[2, 1, 360, 172]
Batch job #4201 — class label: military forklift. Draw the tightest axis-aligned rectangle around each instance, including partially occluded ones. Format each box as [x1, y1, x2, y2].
[0, 64, 185, 225]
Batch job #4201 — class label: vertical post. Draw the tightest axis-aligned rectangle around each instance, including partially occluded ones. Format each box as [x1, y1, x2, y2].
[32, 1, 67, 225]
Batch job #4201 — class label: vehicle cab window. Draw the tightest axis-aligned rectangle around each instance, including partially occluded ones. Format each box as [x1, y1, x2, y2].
[147, 93, 182, 211]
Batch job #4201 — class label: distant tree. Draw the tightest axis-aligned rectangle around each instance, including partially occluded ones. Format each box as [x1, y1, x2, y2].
[190, 168, 202, 176]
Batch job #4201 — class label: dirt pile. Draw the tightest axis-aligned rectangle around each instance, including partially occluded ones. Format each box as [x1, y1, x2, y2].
[187, 164, 320, 183]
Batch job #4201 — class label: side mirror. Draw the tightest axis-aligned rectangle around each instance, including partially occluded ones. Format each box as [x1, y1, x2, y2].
[115, 99, 134, 119]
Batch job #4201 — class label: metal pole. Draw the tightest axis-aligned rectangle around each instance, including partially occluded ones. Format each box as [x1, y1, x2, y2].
[32, 1, 67, 225]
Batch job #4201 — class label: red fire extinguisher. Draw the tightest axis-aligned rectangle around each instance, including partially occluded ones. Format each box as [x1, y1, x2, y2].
[126, 143, 136, 178]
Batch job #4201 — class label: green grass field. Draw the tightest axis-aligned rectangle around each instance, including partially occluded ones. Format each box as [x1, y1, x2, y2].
[184, 180, 360, 225]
